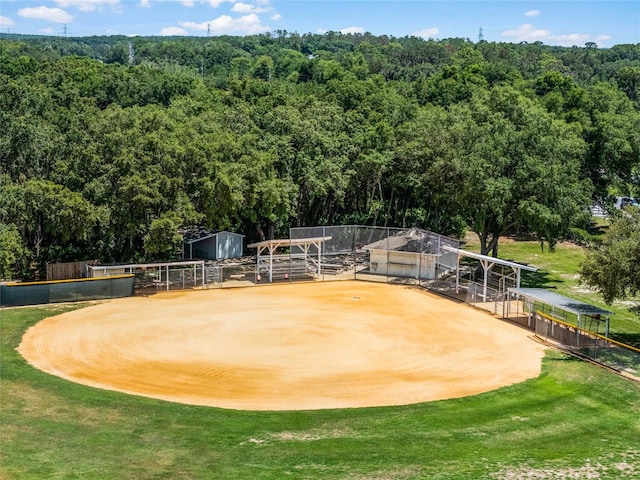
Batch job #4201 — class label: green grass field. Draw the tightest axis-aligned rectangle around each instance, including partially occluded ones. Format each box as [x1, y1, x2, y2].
[2, 303, 640, 479]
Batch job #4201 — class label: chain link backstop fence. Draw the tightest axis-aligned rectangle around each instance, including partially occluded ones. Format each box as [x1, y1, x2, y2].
[289, 225, 459, 286]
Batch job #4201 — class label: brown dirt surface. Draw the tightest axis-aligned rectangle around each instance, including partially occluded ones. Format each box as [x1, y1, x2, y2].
[18, 281, 545, 411]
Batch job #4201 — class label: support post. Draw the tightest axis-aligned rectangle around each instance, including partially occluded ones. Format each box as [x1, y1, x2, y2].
[481, 259, 490, 301]
[269, 243, 273, 283]
[455, 254, 460, 293]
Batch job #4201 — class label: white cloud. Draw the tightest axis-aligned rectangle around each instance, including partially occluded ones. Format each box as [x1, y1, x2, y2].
[18, 6, 73, 23]
[0, 15, 15, 27]
[270, 13, 281, 20]
[551, 33, 591, 46]
[179, 13, 269, 35]
[180, 0, 195, 6]
[596, 34, 612, 45]
[203, 0, 230, 7]
[502, 24, 551, 42]
[55, 0, 119, 12]
[340, 26, 364, 34]
[39, 27, 56, 33]
[159, 26, 187, 36]
[413, 27, 439, 39]
[231, 2, 268, 13]
[316, 28, 327, 34]
[140, 0, 150, 7]
[502, 23, 595, 47]
[525, 10, 540, 17]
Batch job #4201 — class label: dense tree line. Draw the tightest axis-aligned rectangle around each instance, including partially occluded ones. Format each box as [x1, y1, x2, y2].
[0, 34, 639, 279]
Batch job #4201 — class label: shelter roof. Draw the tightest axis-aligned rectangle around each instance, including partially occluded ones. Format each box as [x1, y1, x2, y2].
[247, 236, 332, 249]
[508, 288, 613, 316]
[443, 247, 538, 272]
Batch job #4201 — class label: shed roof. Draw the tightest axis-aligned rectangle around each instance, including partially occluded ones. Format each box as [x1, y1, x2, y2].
[183, 229, 244, 245]
[508, 288, 613, 316]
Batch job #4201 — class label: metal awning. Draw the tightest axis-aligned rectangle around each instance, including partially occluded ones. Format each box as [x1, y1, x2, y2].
[508, 288, 613, 317]
[443, 247, 538, 272]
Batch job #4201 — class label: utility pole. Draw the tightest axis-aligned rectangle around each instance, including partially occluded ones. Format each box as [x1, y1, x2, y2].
[478, 27, 484, 42]
[207, 23, 211, 37]
[128, 40, 135, 65]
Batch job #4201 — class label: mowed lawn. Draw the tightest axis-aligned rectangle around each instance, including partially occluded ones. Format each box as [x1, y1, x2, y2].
[2, 303, 639, 479]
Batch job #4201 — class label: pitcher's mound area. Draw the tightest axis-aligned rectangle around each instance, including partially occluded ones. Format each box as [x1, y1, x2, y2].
[19, 281, 544, 411]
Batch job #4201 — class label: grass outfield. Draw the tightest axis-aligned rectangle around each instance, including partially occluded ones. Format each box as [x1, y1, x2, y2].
[2, 304, 640, 479]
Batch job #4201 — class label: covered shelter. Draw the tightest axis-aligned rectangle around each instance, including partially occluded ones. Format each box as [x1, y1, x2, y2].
[443, 246, 538, 300]
[247, 237, 331, 283]
[183, 229, 244, 261]
[508, 288, 613, 337]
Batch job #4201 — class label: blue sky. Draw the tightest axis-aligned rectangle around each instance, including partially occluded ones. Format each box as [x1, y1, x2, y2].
[1, 1, 638, 47]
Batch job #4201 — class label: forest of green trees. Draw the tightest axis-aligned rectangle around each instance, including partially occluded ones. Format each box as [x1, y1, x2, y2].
[1, 33, 639, 280]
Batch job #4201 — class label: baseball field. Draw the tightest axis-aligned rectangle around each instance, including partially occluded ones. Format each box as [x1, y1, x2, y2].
[2, 281, 640, 479]
[18, 282, 545, 411]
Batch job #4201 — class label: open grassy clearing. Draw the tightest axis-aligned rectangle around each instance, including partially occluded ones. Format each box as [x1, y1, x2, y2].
[2, 304, 640, 479]
[463, 235, 640, 345]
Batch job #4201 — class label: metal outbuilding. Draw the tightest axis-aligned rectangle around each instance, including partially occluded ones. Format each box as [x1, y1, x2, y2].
[183, 229, 244, 261]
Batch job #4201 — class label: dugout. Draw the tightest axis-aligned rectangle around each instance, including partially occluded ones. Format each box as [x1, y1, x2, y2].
[87, 260, 206, 291]
[507, 288, 613, 337]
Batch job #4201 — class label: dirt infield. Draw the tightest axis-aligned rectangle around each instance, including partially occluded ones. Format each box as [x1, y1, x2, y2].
[19, 281, 545, 411]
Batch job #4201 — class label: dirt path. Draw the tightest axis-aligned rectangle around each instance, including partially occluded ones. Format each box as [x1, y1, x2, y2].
[19, 281, 545, 410]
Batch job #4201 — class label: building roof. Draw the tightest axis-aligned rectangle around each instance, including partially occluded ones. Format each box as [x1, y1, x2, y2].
[183, 228, 244, 245]
[508, 288, 613, 317]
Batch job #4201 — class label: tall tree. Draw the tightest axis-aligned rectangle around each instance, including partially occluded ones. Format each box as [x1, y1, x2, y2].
[449, 87, 591, 255]
[0, 222, 27, 280]
[580, 208, 640, 306]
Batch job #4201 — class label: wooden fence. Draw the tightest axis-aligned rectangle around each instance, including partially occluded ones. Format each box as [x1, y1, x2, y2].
[46, 260, 97, 281]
